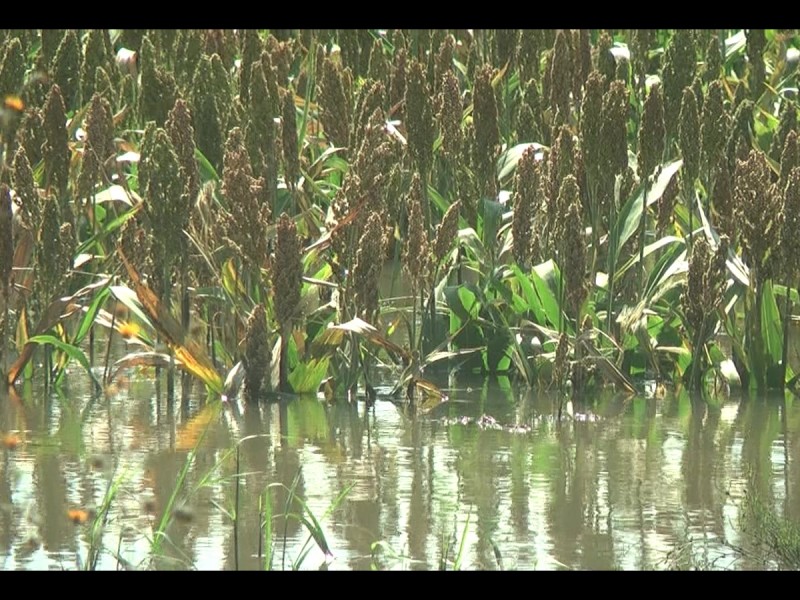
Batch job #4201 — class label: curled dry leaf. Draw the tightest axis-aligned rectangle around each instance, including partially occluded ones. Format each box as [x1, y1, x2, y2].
[116, 48, 137, 76]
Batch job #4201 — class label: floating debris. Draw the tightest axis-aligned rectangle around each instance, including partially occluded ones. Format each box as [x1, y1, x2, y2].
[140, 494, 158, 515]
[67, 508, 94, 524]
[173, 504, 194, 524]
[2, 433, 21, 450]
[440, 414, 532, 434]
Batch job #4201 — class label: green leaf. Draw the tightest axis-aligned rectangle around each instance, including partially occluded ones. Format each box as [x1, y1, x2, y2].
[479, 197, 505, 255]
[612, 158, 683, 265]
[195, 148, 219, 181]
[288, 357, 330, 394]
[77, 204, 141, 255]
[496, 142, 545, 183]
[496, 348, 512, 372]
[426, 184, 452, 216]
[615, 235, 685, 288]
[530, 261, 565, 331]
[642, 236, 686, 300]
[509, 264, 546, 324]
[458, 227, 486, 264]
[444, 284, 481, 323]
[73, 282, 111, 345]
[761, 281, 784, 387]
[28, 335, 102, 390]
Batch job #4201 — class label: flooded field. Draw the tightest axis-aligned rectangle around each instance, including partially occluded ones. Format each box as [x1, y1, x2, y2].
[1, 373, 798, 570]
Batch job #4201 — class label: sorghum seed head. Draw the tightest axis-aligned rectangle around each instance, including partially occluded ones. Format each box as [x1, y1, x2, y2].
[139, 34, 178, 126]
[16, 107, 44, 166]
[192, 55, 225, 171]
[580, 71, 606, 180]
[548, 125, 578, 212]
[553, 332, 570, 387]
[746, 29, 767, 100]
[439, 70, 462, 162]
[780, 129, 799, 188]
[368, 36, 389, 84]
[701, 80, 728, 177]
[0, 184, 12, 295]
[222, 127, 271, 272]
[704, 36, 723, 83]
[656, 170, 680, 234]
[594, 31, 615, 85]
[662, 30, 697, 140]
[238, 29, 264, 106]
[272, 213, 303, 330]
[473, 64, 500, 198]
[318, 56, 351, 151]
[406, 60, 435, 179]
[404, 172, 430, 295]
[352, 211, 384, 322]
[12, 146, 38, 233]
[557, 175, 586, 318]
[638, 83, 665, 180]
[572, 30, 592, 105]
[433, 201, 461, 267]
[166, 98, 201, 210]
[280, 87, 300, 188]
[734, 150, 780, 283]
[42, 84, 70, 197]
[244, 303, 270, 399]
[726, 99, 754, 175]
[782, 167, 800, 281]
[139, 123, 186, 281]
[77, 93, 114, 200]
[679, 86, 701, 186]
[600, 80, 629, 178]
[549, 29, 572, 126]
[81, 29, 114, 103]
[352, 79, 386, 154]
[771, 98, 797, 164]
[52, 30, 81, 110]
[512, 147, 540, 267]
[0, 36, 25, 100]
[711, 159, 734, 240]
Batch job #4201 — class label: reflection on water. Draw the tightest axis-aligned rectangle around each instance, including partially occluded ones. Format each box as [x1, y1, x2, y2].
[1, 373, 799, 570]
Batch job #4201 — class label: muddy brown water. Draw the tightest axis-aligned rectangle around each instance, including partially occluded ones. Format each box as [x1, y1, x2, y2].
[1, 371, 798, 570]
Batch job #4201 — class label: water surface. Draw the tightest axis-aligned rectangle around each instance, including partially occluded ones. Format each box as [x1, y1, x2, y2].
[1, 372, 798, 570]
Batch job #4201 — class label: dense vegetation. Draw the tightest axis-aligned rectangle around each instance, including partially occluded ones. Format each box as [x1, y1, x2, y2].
[1, 29, 799, 407]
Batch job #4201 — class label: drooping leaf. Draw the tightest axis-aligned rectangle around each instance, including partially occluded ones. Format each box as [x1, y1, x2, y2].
[422, 347, 483, 367]
[409, 377, 448, 414]
[28, 334, 102, 391]
[6, 279, 109, 386]
[496, 142, 545, 182]
[92, 184, 139, 206]
[109, 285, 154, 332]
[118, 248, 223, 394]
[444, 284, 481, 323]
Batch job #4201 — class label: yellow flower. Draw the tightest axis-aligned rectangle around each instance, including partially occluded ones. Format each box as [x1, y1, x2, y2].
[118, 321, 141, 340]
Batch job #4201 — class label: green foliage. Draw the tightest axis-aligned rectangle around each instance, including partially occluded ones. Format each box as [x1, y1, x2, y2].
[1, 28, 799, 406]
